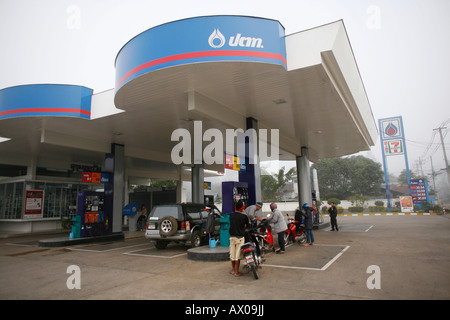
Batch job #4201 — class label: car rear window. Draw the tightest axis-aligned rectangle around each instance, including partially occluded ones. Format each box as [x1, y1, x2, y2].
[149, 206, 180, 220]
[185, 205, 203, 219]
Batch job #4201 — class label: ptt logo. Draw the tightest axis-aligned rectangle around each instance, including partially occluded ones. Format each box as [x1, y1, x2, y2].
[208, 29, 264, 49]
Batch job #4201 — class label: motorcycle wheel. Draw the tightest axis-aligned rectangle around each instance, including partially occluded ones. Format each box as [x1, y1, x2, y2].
[284, 232, 291, 245]
[250, 252, 259, 279]
[257, 238, 266, 256]
[250, 264, 259, 279]
[298, 234, 307, 245]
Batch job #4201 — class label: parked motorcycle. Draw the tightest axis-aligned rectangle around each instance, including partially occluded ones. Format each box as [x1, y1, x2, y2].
[284, 213, 307, 245]
[254, 219, 274, 254]
[241, 240, 260, 279]
[241, 221, 269, 280]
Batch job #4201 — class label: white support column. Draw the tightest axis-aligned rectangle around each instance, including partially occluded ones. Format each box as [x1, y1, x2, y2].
[26, 157, 37, 180]
[296, 147, 312, 207]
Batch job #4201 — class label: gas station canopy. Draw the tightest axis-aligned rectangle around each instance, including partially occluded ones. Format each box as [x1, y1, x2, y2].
[0, 16, 377, 175]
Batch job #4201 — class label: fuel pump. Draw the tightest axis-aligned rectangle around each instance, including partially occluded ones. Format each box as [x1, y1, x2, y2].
[77, 191, 111, 237]
[222, 181, 249, 214]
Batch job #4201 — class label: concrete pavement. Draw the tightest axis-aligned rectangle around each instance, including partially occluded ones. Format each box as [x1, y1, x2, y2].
[0, 214, 449, 300]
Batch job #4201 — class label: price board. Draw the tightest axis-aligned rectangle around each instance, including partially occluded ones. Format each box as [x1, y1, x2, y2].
[410, 179, 429, 206]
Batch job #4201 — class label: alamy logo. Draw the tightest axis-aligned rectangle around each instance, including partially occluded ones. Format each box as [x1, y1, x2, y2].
[171, 121, 279, 165]
[208, 29, 264, 49]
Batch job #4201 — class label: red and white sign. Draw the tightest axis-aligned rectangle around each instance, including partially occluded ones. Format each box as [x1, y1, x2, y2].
[400, 196, 413, 213]
[383, 139, 404, 156]
[24, 190, 44, 218]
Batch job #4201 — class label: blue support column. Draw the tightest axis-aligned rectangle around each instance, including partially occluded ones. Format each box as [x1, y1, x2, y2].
[191, 163, 204, 203]
[238, 117, 261, 206]
[105, 143, 125, 233]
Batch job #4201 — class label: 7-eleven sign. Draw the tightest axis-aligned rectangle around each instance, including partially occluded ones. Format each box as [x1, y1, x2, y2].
[383, 139, 404, 156]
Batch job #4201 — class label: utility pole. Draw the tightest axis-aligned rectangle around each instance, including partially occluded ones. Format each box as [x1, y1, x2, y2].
[418, 157, 425, 177]
[433, 127, 450, 192]
[430, 156, 438, 204]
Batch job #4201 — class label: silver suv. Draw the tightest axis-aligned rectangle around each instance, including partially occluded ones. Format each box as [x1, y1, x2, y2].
[145, 203, 222, 249]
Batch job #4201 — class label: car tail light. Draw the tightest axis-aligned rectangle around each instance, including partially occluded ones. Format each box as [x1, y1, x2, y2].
[179, 221, 191, 232]
[146, 222, 148, 229]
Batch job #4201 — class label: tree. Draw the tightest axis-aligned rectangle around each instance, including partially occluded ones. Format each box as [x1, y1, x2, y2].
[311, 155, 384, 200]
[311, 158, 353, 199]
[274, 167, 296, 189]
[351, 156, 385, 196]
[261, 174, 278, 202]
[261, 166, 296, 201]
[398, 169, 420, 185]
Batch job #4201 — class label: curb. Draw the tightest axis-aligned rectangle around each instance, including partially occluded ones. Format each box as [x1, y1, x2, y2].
[38, 233, 124, 247]
[337, 212, 438, 217]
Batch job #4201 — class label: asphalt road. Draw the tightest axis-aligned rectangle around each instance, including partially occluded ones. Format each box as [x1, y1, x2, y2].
[1, 215, 449, 301]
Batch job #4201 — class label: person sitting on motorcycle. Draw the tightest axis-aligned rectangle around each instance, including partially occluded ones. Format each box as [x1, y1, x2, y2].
[244, 201, 263, 227]
[294, 207, 303, 231]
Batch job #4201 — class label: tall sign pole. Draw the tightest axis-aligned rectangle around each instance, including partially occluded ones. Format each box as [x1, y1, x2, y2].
[379, 116, 411, 209]
[433, 127, 450, 193]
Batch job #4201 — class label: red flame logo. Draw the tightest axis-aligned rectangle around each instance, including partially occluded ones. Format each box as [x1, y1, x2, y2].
[385, 122, 398, 136]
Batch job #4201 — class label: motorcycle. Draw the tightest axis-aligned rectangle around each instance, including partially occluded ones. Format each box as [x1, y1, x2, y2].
[284, 213, 307, 245]
[241, 221, 269, 280]
[241, 240, 260, 280]
[254, 219, 274, 254]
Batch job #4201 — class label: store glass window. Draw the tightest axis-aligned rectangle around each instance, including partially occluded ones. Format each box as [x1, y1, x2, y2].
[0, 182, 23, 219]
[0, 181, 103, 219]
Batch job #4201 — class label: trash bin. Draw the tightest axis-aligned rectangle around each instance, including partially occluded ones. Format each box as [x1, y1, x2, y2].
[219, 213, 230, 247]
[123, 204, 139, 232]
[71, 215, 81, 239]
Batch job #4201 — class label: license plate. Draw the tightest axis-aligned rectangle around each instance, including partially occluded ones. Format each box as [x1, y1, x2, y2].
[148, 224, 156, 230]
[245, 255, 254, 264]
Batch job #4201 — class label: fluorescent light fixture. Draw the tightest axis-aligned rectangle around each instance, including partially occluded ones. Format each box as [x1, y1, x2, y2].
[0, 137, 11, 143]
[273, 98, 287, 105]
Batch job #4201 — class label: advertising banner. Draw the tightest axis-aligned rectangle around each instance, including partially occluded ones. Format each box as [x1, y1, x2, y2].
[380, 117, 404, 140]
[82, 172, 111, 184]
[0, 84, 92, 120]
[383, 139, 404, 156]
[24, 190, 44, 218]
[400, 196, 414, 213]
[115, 16, 287, 91]
[225, 153, 246, 172]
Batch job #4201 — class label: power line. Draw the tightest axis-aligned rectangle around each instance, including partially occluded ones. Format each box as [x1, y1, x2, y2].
[414, 119, 450, 160]
[433, 126, 450, 193]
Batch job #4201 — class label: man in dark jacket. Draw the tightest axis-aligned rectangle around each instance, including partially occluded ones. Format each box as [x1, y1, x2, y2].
[301, 203, 315, 246]
[328, 203, 339, 231]
[294, 207, 303, 231]
[205, 206, 215, 240]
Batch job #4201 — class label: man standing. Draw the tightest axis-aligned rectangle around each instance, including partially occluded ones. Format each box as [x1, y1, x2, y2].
[267, 203, 288, 254]
[204, 206, 215, 240]
[229, 200, 249, 277]
[328, 202, 339, 231]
